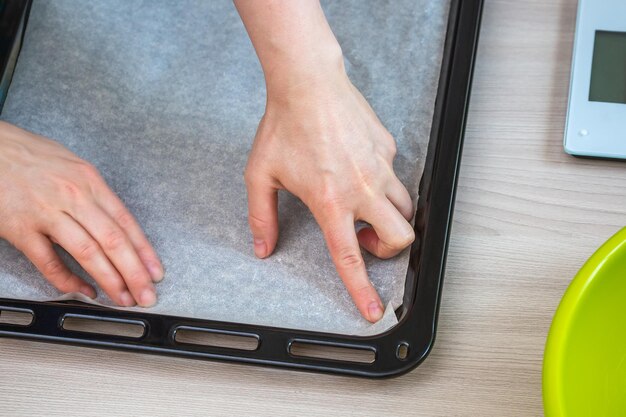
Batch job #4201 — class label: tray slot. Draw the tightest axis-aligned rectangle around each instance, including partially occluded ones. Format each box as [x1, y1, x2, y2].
[0, 0, 483, 377]
[396, 342, 410, 360]
[289, 340, 376, 364]
[61, 314, 145, 338]
[0, 307, 33, 326]
[174, 326, 259, 351]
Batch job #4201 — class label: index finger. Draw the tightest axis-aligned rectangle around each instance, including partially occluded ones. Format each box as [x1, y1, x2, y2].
[320, 213, 384, 323]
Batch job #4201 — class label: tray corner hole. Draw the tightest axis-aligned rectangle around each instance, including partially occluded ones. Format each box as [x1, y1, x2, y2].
[396, 342, 410, 360]
[61, 315, 145, 338]
[174, 327, 259, 351]
[289, 341, 375, 364]
[0, 308, 33, 326]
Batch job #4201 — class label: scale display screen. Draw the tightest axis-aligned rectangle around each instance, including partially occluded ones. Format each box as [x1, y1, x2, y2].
[589, 30, 626, 104]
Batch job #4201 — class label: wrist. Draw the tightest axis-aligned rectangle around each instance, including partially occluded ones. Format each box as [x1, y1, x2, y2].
[234, 0, 347, 103]
[264, 42, 347, 105]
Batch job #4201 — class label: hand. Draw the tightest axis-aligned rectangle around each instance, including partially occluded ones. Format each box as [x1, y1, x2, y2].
[235, 0, 415, 322]
[0, 122, 163, 307]
[244, 71, 415, 322]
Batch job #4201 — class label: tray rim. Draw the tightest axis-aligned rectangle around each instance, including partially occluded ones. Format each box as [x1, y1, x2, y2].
[0, 0, 483, 378]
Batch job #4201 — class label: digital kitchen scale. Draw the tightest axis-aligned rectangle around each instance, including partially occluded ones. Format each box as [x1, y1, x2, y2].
[564, 0, 626, 159]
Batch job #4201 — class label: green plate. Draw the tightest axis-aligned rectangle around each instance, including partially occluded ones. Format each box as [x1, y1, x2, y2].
[543, 227, 626, 416]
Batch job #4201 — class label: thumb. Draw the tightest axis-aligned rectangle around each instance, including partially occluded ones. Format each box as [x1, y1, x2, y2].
[245, 175, 279, 258]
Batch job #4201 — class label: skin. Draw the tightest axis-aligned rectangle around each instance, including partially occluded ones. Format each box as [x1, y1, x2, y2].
[0, 0, 414, 322]
[234, 0, 415, 322]
[0, 122, 163, 307]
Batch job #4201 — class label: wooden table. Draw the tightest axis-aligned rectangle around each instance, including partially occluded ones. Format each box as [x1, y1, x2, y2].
[2, 0, 624, 415]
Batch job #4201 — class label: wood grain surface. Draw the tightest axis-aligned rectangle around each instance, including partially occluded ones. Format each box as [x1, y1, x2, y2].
[2, 0, 624, 415]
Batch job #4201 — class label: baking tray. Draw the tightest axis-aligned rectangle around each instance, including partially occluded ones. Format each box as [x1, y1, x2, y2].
[0, 0, 483, 378]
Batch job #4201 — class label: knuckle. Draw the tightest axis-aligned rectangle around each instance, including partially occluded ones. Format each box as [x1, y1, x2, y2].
[376, 240, 399, 259]
[76, 161, 100, 179]
[125, 269, 148, 284]
[248, 212, 271, 229]
[338, 248, 364, 269]
[55, 272, 75, 292]
[392, 229, 415, 249]
[243, 167, 269, 191]
[60, 181, 83, 199]
[375, 230, 414, 259]
[103, 229, 127, 251]
[42, 258, 65, 277]
[76, 241, 99, 261]
[135, 245, 153, 260]
[114, 210, 135, 229]
[387, 140, 397, 158]
[243, 162, 263, 186]
[399, 202, 414, 221]
[317, 188, 344, 214]
[5, 218, 28, 244]
[378, 243, 400, 259]
[54, 163, 100, 197]
[402, 229, 416, 246]
[383, 132, 397, 156]
[243, 166, 254, 185]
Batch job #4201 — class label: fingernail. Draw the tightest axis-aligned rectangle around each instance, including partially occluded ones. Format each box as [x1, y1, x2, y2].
[79, 285, 96, 299]
[139, 288, 157, 308]
[368, 301, 384, 322]
[147, 262, 164, 282]
[253, 239, 267, 258]
[120, 291, 135, 307]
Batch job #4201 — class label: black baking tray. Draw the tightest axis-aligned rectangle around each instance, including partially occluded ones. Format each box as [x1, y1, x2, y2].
[0, 0, 482, 378]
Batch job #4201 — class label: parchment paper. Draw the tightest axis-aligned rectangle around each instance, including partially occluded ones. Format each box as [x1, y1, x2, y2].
[0, 0, 449, 335]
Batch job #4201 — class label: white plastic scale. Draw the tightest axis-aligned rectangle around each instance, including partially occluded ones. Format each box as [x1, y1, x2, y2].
[564, 0, 626, 159]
